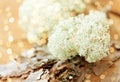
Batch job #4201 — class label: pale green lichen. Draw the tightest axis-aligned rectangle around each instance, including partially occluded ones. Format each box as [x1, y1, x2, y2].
[48, 11, 110, 63]
[48, 18, 78, 60]
[19, 0, 86, 43]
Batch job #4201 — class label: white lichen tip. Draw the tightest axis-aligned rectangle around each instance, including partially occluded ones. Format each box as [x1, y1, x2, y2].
[48, 11, 110, 63]
[19, 0, 86, 43]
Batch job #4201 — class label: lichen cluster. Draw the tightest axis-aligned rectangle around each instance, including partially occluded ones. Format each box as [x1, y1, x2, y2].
[19, 0, 110, 63]
[48, 11, 110, 63]
[19, 0, 86, 43]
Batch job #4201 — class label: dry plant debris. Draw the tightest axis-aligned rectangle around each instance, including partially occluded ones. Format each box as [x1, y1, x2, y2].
[0, 42, 120, 82]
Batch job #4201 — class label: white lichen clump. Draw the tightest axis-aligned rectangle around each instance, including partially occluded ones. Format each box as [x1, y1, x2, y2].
[48, 11, 110, 63]
[19, 0, 86, 43]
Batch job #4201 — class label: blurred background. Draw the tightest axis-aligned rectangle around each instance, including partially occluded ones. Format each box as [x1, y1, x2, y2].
[0, 0, 120, 64]
[0, 0, 32, 64]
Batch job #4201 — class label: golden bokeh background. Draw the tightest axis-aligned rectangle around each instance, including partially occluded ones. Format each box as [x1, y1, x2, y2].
[0, 0, 32, 64]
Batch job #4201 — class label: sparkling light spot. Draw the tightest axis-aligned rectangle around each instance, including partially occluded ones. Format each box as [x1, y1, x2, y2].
[7, 48, 12, 55]
[110, 47, 115, 53]
[100, 74, 105, 79]
[9, 17, 15, 23]
[8, 35, 14, 42]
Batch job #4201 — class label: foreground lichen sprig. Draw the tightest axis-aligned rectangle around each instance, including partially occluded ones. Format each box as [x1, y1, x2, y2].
[48, 11, 110, 63]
